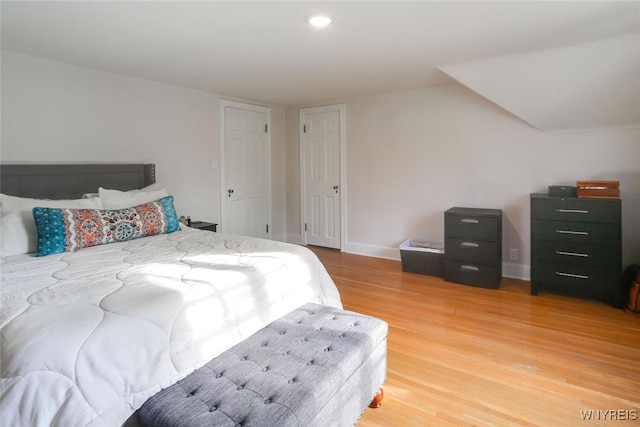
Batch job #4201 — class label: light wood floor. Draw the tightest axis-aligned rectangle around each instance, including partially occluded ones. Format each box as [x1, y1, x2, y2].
[309, 247, 640, 427]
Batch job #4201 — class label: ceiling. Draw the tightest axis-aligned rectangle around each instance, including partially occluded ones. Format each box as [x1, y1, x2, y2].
[2, 1, 639, 131]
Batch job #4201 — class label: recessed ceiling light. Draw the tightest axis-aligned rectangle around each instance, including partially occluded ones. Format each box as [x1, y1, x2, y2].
[306, 13, 333, 28]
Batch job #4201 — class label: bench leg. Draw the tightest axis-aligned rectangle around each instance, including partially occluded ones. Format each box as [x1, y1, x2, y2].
[369, 388, 384, 408]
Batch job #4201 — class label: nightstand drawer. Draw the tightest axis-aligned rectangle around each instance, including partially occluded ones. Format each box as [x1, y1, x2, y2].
[445, 237, 499, 265]
[444, 213, 499, 239]
[532, 240, 620, 268]
[531, 197, 620, 223]
[531, 220, 619, 245]
[445, 261, 500, 289]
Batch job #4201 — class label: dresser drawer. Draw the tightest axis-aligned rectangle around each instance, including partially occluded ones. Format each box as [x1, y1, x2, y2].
[445, 213, 499, 240]
[531, 197, 620, 223]
[532, 262, 617, 297]
[532, 240, 620, 268]
[445, 261, 500, 289]
[445, 237, 499, 265]
[531, 220, 619, 245]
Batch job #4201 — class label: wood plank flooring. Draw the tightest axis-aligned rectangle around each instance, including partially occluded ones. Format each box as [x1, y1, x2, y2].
[309, 246, 640, 426]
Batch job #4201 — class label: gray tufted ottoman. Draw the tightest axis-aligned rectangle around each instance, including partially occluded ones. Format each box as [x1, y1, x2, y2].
[138, 303, 387, 427]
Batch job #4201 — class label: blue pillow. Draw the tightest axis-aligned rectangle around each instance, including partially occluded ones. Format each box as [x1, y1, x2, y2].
[33, 195, 180, 256]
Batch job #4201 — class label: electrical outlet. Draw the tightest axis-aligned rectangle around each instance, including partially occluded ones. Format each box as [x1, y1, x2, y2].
[510, 248, 518, 261]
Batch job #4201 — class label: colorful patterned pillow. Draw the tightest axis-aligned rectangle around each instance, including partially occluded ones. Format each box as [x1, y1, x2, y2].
[32, 196, 180, 256]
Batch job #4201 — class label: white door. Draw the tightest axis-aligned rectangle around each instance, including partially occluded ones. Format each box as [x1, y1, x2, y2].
[300, 105, 345, 249]
[221, 101, 270, 238]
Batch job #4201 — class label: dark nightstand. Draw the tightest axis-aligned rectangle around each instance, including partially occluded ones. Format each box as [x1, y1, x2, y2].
[444, 207, 502, 289]
[189, 221, 218, 232]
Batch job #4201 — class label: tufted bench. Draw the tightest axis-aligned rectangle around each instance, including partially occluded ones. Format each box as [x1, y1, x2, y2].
[138, 303, 387, 427]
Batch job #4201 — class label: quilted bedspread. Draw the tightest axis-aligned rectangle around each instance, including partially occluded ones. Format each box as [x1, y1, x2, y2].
[0, 228, 342, 427]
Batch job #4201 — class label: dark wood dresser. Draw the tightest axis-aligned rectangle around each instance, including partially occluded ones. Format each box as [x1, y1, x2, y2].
[530, 194, 622, 307]
[444, 207, 503, 289]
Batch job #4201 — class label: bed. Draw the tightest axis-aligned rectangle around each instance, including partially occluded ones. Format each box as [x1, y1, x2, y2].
[0, 164, 342, 427]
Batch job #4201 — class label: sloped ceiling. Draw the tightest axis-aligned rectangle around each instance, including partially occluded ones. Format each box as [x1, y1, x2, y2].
[439, 33, 640, 132]
[1, 1, 639, 132]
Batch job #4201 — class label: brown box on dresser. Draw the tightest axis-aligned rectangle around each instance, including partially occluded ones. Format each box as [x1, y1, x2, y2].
[576, 180, 620, 198]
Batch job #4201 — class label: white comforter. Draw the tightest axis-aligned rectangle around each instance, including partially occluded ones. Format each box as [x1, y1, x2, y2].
[0, 228, 341, 427]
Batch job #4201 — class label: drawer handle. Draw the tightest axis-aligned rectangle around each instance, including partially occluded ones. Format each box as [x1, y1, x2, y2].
[555, 250, 589, 258]
[460, 265, 479, 272]
[461, 242, 479, 248]
[555, 272, 589, 279]
[461, 219, 479, 224]
[555, 209, 589, 214]
[556, 230, 589, 236]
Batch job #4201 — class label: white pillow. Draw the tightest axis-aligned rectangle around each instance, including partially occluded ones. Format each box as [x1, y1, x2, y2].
[98, 184, 168, 210]
[0, 193, 104, 256]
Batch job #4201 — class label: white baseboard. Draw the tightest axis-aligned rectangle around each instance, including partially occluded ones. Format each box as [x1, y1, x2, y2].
[270, 232, 288, 243]
[502, 262, 530, 281]
[344, 242, 401, 261]
[292, 237, 531, 282]
[344, 241, 530, 281]
[286, 233, 303, 245]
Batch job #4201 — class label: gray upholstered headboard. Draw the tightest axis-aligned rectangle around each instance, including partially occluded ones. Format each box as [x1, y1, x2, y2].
[0, 164, 155, 200]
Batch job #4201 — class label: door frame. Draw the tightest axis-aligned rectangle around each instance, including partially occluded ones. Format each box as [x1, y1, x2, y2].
[299, 104, 346, 250]
[219, 99, 272, 237]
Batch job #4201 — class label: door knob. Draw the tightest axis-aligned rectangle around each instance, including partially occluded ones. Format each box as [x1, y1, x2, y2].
[228, 189, 234, 197]
[333, 185, 339, 193]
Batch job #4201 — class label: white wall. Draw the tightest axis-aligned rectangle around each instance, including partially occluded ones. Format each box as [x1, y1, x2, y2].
[286, 85, 640, 278]
[1, 51, 288, 239]
[439, 34, 640, 132]
[3, 50, 638, 277]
